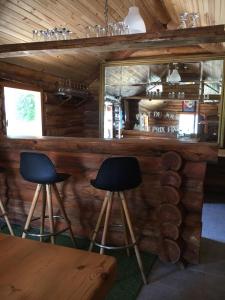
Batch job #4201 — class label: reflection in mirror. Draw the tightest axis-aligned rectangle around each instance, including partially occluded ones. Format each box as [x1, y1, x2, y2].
[103, 60, 223, 142]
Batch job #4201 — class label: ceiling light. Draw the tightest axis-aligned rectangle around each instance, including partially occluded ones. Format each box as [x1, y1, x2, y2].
[166, 68, 181, 83]
[124, 6, 146, 34]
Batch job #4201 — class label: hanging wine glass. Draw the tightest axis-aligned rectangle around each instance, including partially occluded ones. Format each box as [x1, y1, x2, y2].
[179, 12, 188, 29]
[189, 13, 199, 28]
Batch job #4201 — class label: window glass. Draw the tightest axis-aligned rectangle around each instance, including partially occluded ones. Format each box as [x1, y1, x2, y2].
[4, 87, 42, 137]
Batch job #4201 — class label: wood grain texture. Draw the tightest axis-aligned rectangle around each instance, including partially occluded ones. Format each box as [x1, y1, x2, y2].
[0, 234, 116, 300]
[0, 136, 217, 161]
[161, 151, 183, 171]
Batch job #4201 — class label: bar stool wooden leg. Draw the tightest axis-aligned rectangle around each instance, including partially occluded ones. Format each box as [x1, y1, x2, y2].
[0, 199, 14, 236]
[89, 191, 109, 251]
[52, 184, 77, 248]
[40, 185, 46, 242]
[119, 192, 147, 284]
[22, 184, 42, 238]
[46, 184, 55, 244]
[118, 192, 130, 257]
[100, 192, 113, 255]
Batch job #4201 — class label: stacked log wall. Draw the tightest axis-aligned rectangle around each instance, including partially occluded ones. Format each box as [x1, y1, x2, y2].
[157, 152, 183, 264]
[44, 92, 99, 137]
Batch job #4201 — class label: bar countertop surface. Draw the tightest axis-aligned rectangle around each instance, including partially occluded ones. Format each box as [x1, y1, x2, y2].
[0, 136, 218, 162]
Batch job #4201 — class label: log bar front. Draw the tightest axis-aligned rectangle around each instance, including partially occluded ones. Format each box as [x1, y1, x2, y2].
[0, 137, 218, 264]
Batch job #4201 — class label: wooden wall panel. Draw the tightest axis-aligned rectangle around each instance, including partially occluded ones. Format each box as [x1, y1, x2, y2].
[43, 92, 99, 137]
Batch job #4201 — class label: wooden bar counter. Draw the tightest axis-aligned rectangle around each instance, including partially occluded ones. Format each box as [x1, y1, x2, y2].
[0, 136, 218, 265]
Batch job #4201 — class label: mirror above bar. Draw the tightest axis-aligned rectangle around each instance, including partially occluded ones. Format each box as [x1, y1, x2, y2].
[101, 58, 224, 145]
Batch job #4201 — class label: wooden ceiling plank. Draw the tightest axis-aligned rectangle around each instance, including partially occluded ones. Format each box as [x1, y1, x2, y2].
[1, 7, 48, 34]
[78, 0, 107, 23]
[1, 0, 53, 28]
[202, 0, 210, 25]
[33, 53, 96, 76]
[195, 0, 204, 27]
[1, 47, 104, 80]
[0, 37, 18, 45]
[1, 55, 94, 81]
[0, 60, 89, 90]
[9, 0, 81, 39]
[0, 19, 32, 40]
[106, 0, 128, 22]
[59, 54, 106, 67]
[62, 0, 104, 30]
[38, 0, 104, 33]
[215, 0, 221, 24]
[191, 0, 200, 21]
[40, 0, 94, 37]
[0, 26, 30, 43]
[0, 31, 27, 44]
[105, 0, 130, 19]
[219, 0, 225, 24]
[208, 0, 216, 25]
[10, 0, 58, 26]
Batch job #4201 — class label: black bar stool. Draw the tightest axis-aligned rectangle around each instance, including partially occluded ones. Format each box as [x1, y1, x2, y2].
[0, 167, 14, 236]
[20, 152, 76, 246]
[89, 156, 147, 284]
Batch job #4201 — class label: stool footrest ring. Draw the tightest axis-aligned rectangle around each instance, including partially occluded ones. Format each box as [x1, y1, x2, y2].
[93, 240, 137, 251]
[23, 215, 69, 238]
[23, 226, 69, 238]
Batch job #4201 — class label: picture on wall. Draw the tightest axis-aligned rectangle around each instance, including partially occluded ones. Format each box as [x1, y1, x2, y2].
[182, 100, 196, 112]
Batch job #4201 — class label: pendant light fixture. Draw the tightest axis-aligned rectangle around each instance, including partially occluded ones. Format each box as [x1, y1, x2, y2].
[166, 64, 181, 83]
[124, 6, 146, 34]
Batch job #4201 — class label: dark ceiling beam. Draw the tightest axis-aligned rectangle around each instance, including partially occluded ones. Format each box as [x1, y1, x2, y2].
[0, 25, 225, 58]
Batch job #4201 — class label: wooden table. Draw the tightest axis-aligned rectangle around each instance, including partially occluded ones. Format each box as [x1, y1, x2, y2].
[0, 234, 116, 300]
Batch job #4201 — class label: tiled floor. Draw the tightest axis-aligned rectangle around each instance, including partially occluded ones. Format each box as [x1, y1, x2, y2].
[137, 202, 225, 300]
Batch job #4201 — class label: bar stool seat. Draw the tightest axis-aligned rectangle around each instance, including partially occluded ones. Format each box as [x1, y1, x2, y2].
[20, 152, 76, 246]
[89, 156, 147, 284]
[0, 167, 14, 236]
[26, 172, 70, 184]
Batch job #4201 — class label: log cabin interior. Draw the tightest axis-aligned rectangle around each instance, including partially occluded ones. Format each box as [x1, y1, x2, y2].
[0, 1, 225, 299]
